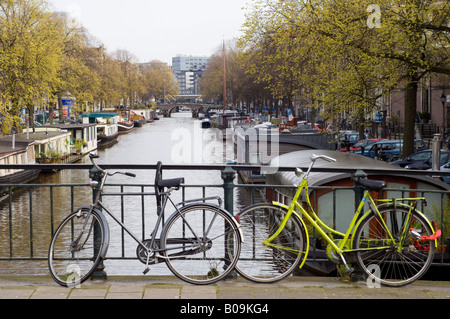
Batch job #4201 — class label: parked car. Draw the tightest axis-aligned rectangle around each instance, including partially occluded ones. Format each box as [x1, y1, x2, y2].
[356, 139, 403, 161]
[340, 138, 385, 152]
[356, 139, 427, 162]
[390, 150, 433, 168]
[427, 162, 450, 184]
[338, 131, 366, 150]
[405, 151, 450, 170]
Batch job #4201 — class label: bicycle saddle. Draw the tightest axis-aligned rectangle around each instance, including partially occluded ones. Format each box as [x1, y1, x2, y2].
[357, 178, 386, 192]
[154, 162, 184, 216]
[156, 178, 185, 189]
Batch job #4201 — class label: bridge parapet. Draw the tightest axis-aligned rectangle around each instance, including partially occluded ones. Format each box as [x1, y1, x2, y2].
[157, 103, 209, 118]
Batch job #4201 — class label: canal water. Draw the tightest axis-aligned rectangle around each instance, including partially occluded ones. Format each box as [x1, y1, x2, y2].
[0, 112, 247, 276]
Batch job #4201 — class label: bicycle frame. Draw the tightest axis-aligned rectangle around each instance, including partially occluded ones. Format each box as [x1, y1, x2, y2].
[93, 186, 230, 260]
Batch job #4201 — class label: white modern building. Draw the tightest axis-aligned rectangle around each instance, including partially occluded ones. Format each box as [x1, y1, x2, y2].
[172, 55, 210, 96]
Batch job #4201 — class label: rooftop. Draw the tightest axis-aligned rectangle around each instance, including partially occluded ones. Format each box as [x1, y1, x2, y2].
[0, 137, 34, 156]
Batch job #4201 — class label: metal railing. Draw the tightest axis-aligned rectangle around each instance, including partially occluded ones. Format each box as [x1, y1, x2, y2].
[0, 164, 449, 276]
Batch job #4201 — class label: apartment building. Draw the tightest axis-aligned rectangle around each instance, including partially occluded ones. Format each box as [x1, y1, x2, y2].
[172, 55, 210, 96]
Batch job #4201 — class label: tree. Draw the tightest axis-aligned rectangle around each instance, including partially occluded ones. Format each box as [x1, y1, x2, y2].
[94, 45, 123, 109]
[141, 60, 178, 104]
[289, 0, 450, 156]
[238, 0, 450, 155]
[0, 0, 64, 131]
[49, 14, 102, 118]
[115, 49, 144, 107]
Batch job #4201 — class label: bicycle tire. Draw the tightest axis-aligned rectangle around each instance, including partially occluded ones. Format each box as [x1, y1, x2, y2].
[353, 205, 435, 287]
[160, 204, 241, 285]
[48, 208, 108, 287]
[235, 203, 306, 283]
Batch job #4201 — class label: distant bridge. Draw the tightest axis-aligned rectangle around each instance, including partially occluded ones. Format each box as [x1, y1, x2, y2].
[157, 103, 212, 118]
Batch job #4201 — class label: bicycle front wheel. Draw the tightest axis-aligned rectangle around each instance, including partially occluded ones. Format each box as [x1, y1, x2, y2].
[353, 205, 435, 287]
[48, 208, 108, 287]
[161, 204, 241, 285]
[235, 203, 306, 283]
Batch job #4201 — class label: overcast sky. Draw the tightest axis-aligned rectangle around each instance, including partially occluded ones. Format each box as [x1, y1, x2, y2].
[47, 0, 249, 65]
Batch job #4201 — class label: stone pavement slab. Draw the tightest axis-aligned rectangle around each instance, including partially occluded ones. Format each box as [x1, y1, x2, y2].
[144, 285, 181, 299]
[0, 287, 36, 299]
[181, 285, 217, 299]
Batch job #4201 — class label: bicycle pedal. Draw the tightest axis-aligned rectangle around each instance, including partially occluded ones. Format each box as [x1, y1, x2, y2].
[143, 267, 150, 275]
[345, 267, 354, 274]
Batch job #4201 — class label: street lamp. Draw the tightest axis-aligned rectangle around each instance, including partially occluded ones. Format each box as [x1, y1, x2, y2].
[441, 93, 447, 132]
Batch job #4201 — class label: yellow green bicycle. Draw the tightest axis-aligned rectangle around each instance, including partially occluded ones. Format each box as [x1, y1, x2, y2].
[235, 154, 441, 286]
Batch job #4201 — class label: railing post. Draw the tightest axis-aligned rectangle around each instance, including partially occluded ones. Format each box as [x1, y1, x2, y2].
[432, 134, 442, 171]
[352, 170, 367, 209]
[221, 166, 236, 214]
[89, 166, 107, 280]
[221, 166, 237, 279]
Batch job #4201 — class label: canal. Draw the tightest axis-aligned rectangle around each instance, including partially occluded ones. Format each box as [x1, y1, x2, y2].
[0, 112, 244, 276]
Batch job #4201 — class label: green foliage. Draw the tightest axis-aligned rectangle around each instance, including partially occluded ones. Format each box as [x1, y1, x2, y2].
[73, 138, 87, 150]
[0, 0, 177, 134]
[237, 0, 450, 154]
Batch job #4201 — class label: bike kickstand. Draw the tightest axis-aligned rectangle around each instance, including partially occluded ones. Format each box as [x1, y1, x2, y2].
[143, 249, 152, 275]
[340, 255, 354, 274]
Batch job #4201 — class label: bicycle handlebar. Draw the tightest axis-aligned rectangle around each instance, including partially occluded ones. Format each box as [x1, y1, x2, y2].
[300, 154, 337, 179]
[311, 154, 337, 163]
[89, 153, 136, 178]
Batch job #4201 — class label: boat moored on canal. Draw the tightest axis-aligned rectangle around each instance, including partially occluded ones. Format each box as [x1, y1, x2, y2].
[0, 137, 40, 193]
[83, 112, 120, 149]
[116, 110, 135, 134]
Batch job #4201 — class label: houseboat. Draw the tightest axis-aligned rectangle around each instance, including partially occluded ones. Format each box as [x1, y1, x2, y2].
[117, 110, 135, 134]
[83, 112, 120, 149]
[130, 108, 156, 123]
[40, 123, 97, 155]
[16, 128, 72, 163]
[130, 111, 145, 127]
[0, 137, 40, 193]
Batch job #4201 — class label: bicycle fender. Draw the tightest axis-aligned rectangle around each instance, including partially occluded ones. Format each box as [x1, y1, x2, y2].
[271, 201, 289, 210]
[271, 201, 310, 270]
[163, 202, 244, 243]
[75, 206, 110, 259]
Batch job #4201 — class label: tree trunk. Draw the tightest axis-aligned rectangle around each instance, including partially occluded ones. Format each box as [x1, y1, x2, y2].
[403, 72, 419, 157]
[58, 95, 64, 122]
[26, 103, 35, 128]
[49, 103, 54, 125]
[358, 109, 365, 140]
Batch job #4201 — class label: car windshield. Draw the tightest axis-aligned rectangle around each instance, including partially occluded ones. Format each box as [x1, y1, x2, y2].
[410, 152, 431, 161]
[354, 140, 375, 148]
[426, 152, 449, 165]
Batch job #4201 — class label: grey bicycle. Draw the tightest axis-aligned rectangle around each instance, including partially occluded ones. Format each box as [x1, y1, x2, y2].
[48, 153, 242, 287]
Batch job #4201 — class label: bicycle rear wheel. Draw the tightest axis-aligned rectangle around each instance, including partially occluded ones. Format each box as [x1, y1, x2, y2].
[161, 204, 241, 285]
[235, 203, 306, 283]
[48, 208, 108, 287]
[353, 205, 435, 287]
